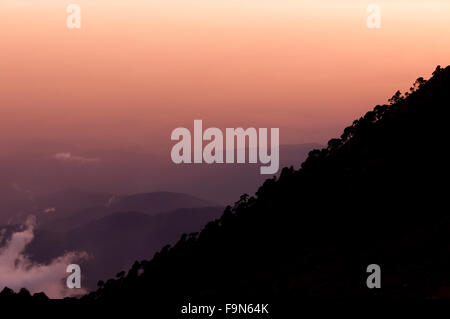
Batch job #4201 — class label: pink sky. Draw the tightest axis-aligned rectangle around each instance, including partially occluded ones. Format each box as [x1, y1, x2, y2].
[1, 0, 449, 151]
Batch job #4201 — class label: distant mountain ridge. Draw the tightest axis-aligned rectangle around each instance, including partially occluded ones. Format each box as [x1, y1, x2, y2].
[109, 192, 214, 215]
[0, 143, 320, 219]
[25, 206, 224, 289]
[0, 189, 215, 227]
[0, 190, 222, 290]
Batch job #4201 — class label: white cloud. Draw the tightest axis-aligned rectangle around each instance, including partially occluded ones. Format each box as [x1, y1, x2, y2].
[0, 216, 88, 298]
[54, 152, 100, 165]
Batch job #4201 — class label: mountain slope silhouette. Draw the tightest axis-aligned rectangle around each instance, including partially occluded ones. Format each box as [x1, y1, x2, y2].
[82, 65, 450, 303]
[2, 66, 450, 304]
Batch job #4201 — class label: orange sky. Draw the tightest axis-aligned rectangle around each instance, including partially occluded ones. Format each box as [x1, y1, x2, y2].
[1, 0, 449, 152]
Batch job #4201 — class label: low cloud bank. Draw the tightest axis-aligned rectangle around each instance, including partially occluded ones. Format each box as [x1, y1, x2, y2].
[0, 216, 88, 298]
[54, 152, 100, 165]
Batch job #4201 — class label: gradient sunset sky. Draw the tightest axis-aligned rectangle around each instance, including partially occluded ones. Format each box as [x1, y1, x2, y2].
[1, 0, 449, 152]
